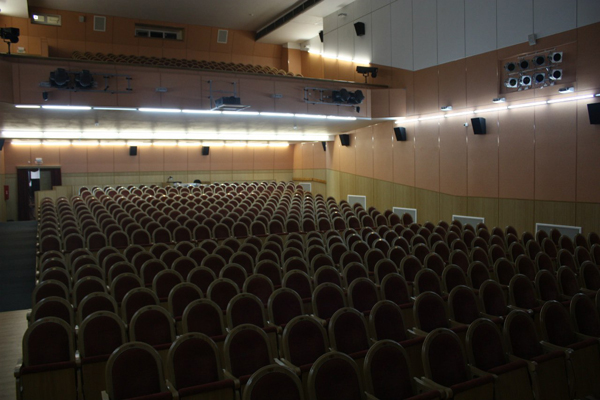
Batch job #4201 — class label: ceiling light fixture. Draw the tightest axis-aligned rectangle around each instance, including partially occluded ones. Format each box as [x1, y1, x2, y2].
[507, 101, 548, 109]
[492, 98, 506, 103]
[547, 94, 594, 104]
[41, 105, 92, 110]
[93, 107, 138, 111]
[138, 108, 181, 113]
[558, 87, 575, 94]
[14, 105, 41, 109]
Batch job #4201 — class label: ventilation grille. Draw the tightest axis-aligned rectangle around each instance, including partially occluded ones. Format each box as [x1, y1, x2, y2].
[93, 16, 106, 32]
[536, 223, 582, 240]
[135, 24, 183, 40]
[393, 207, 417, 223]
[217, 29, 229, 44]
[452, 215, 485, 228]
[298, 182, 312, 192]
[347, 195, 366, 209]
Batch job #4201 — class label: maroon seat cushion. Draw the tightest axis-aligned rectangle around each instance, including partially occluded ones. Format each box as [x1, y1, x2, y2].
[177, 379, 235, 397]
[450, 375, 494, 395]
[21, 360, 76, 374]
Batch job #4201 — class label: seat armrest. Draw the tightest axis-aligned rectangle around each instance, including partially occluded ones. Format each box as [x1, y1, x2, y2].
[449, 320, 467, 328]
[101, 391, 110, 400]
[223, 369, 241, 389]
[75, 351, 81, 367]
[165, 379, 179, 400]
[365, 392, 380, 400]
[580, 288, 596, 296]
[408, 328, 428, 338]
[311, 315, 327, 327]
[275, 358, 301, 376]
[575, 332, 600, 344]
[480, 312, 503, 322]
[508, 354, 537, 372]
[415, 377, 452, 399]
[14, 358, 22, 378]
[468, 365, 494, 379]
[540, 341, 573, 357]
[507, 305, 534, 316]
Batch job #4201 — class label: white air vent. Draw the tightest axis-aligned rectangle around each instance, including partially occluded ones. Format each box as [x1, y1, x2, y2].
[135, 24, 183, 40]
[299, 182, 312, 192]
[217, 29, 229, 44]
[93, 16, 106, 32]
[536, 223, 581, 240]
[393, 207, 417, 223]
[347, 195, 366, 209]
[453, 215, 485, 227]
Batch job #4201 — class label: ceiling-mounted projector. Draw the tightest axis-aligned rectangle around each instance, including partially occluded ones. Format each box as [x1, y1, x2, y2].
[212, 96, 250, 111]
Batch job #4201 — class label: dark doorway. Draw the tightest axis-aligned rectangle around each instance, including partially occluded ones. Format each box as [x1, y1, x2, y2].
[16, 167, 62, 221]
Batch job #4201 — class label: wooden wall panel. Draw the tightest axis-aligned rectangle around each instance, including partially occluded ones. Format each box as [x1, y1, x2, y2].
[438, 59, 467, 110]
[468, 111, 499, 197]
[59, 146, 88, 174]
[301, 143, 315, 170]
[392, 124, 415, 186]
[139, 145, 164, 172]
[164, 146, 189, 171]
[355, 176, 374, 207]
[439, 116, 468, 196]
[440, 193, 468, 224]
[374, 179, 394, 211]
[465, 51, 498, 108]
[394, 183, 416, 209]
[416, 188, 440, 224]
[355, 126, 374, 178]
[576, 99, 600, 203]
[373, 122, 394, 182]
[413, 67, 439, 115]
[32, 146, 60, 167]
[254, 147, 274, 170]
[273, 146, 294, 170]
[313, 143, 326, 169]
[88, 146, 114, 173]
[113, 145, 139, 172]
[414, 121, 439, 192]
[499, 198, 535, 235]
[339, 136, 357, 175]
[534, 200, 577, 227]
[467, 197, 499, 228]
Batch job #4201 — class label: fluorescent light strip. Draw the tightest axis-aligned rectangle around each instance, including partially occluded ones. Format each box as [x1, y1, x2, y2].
[178, 142, 202, 147]
[268, 142, 289, 147]
[474, 106, 508, 114]
[182, 109, 222, 114]
[1, 131, 43, 138]
[222, 111, 260, 116]
[42, 105, 92, 110]
[203, 141, 224, 146]
[43, 141, 71, 146]
[547, 94, 595, 104]
[12, 140, 41, 145]
[310, 50, 371, 64]
[444, 111, 474, 118]
[417, 115, 443, 121]
[248, 142, 268, 147]
[327, 116, 357, 120]
[127, 141, 152, 146]
[15, 105, 41, 109]
[138, 108, 182, 113]
[153, 141, 178, 146]
[507, 101, 548, 109]
[100, 141, 126, 146]
[72, 140, 99, 146]
[93, 107, 138, 111]
[225, 142, 247, 147]
[260, 112, 294, 117]
[295, 114, 327, 119]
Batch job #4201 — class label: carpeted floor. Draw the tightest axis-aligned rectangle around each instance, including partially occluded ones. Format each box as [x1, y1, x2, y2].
[0, 222, 37, 312]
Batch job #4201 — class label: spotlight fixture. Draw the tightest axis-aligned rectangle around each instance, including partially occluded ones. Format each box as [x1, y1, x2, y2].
[558, 87, 575, 94]
[504, 62, 517, 73]
[356, 66, 378, 83]
[532, 55, 546, 67]
[74, 70, 94, 89]
[505, 77, 519, 88]
[492, 98, 506, 103]
[49, 68, 71, 88]
[519, 60, 530, 70]
[440, 106, 453, 111]
[331, 88, 365, 105]
[549, 69, 562, 80]
[549, 52, 563, 63]
[0, 27, 20, 54]
[534, 72, 546, 84]
[520, 75, 532, 86]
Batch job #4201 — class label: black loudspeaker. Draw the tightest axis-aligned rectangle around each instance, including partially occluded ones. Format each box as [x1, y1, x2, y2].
[471, 118, 487, 135]
[202, 146, 210, 156]
[588, 103, 600, 125]
[394, 127, 407, 141]
[321, 141, 327, 151]
[354, 22, 365, 37]
[339, 134, 350, 146]
[0, 139, 4, 151]
[129, 146, 137, 156]
[318, 30, 324, 43]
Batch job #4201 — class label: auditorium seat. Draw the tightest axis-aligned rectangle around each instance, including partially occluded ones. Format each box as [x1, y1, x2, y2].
[242, 365, 304, 400]
[77, 292, 118, 324]
[182, 299, 227, 348]
[312, 282, 346, 322]
[121, 287, 160, 324]
[168, 282, 203, 333]
[129, 305, 176, 363]
[226, 293, 278, 355]
[328, 307, 371, 372]
[187, 266, 216, 293]
[29, 296, 73, 326]
[307, 351, 364, 400]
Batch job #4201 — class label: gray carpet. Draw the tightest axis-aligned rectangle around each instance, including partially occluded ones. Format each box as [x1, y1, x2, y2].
[0, 221, 37, 312]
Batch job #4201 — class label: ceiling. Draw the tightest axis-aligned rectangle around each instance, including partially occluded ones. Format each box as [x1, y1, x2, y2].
[24, 0, 351, 43]
[0, 103, 382, 142]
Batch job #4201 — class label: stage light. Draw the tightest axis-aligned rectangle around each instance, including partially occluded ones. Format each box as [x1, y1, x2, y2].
[549, 69, 562, 80]
[504, 62, 517, 72]
[49, 68, 70, 88]
[532, 55, 546, 67]
[534, 72, 546, 84]
[520, 75, 532, 86]
[549, 52, 563, 63]
[505, 77, 519, 88]
[519, 60, 530, 70]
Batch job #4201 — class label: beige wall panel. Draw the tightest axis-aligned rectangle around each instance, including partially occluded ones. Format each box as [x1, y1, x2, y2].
[337, 60, 355, 82]
[239, 78, 275, 112]
[273, 171, 293, 182]
[313, 143, 326, 169]
[374, 179, 395, 211]
[576, 99, 600, 203]
[313, 169, 326, 182]
[254, 170, 274, 181]
[414, 120, 440, 192]
[415, 188, 440, 225]
[339, 138, 357, 175]
[113, 145, 140, 172]
[274, 146, 294, 170]
[61, 174, 88, 187]
[498, 107, 535, 199]
[114, 173, 140, 184]
[373, 122, 394, 182]
[534, 200, 577, 228]
[311, 182, 328, 198]
[467, 197, 499, 229]
[534, 102, 577, 202]
[392, 68, 415, 116]
[439, 193, 468, 225]
[159, 71, 203, 109]
[232, 171, 254, 182]
[210, 146, 233, 171]
[355, 176, 374, 208]
[88, 146, 114, 173]
[31, 146, 60, 167]
[139, 171, 165, 183]
[301, 143, 315, 170]
[392, 125, 415, 186]
[355, 127, 374, 178]
[211, 171, 233, 182]
[323, 57, 339, 81]
[439, 116, 468, 197]
[438, 59, 467, 110]
[115, 67, 161, 108]
[413, 67, 439, 115]
[231, 147, 254, 171]
[87, 173, 115, 185]
[577, 23, 600, 91]
[299, 169, 315, 180]
[498, 198, 535, 235]
[253, 147, 274, 170]
[468, 112, 499, 198]
[328, 139, 341, 171]
[389, 89, 407, 118]
[327, 169, 341, 201]
[139, 145, 164, 172]
[187, 171, 211, 183]
[163, 146, 189, 171]
[187, 147, 211, 171]
[576, 203, 600, 236]
[371, 90, 390, 118]
[293, 144, 303, 171]
[465, 51, 498, 108]
[340, 172, 356, 202]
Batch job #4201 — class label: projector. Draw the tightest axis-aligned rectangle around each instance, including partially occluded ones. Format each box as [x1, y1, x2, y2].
[212, 96, 250, 111]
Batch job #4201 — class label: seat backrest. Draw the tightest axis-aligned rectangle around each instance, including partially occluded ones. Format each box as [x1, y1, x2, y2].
[369, 300, 408, 342]
[414, 268, 443, 296]
[307, 351, 364, 400]
[182, 299, 226, 337]
[509, 274, 538, 309]
[79, 311, 126, 359]
[380, 273, 411, 305]
[540, 300, 577, 347]
[557, 266, 580, 297]
[23, 317, 74, 367]
[570, 293, 600, 337]
[73, 276, 106, 307]
[168, 282, 203, 319]
[479, 279, 509, 317]
[282, 315, 329, 367]
[423, 328, 468, 387]
[535, 270, 561, 301]
[400, 255, 423, 282]
[111, 273, 143, 303]
[448, 285, 480, 324]
[30, 296, 74, 326]
[283, 270, 313, 299]
[466, 318, 507, 371]
[106, 342, 167, 400]
[78, 292, 118, 324]
[441, 265, 467, 294]
[254, 260, 282, 287]
[504, 310, 543, 360]
[243, 365, 304, 400]
[414, 292, 448, 332]
[130, 305, 176, 346]
[207, 278, 240, 311]
[268, 288, 303, 327]
[467, 261, 490, 290]
[224, 324, 274, 379]
[348, 278, 379, 313]
[328, 307, 370, 355]
[167, 333, 224, 390]
[121, 288, 160, 323]
[187, 266, 216, 293]
[226, 293, 268, 330]
[364, 340, 416, 400]
[312, 283, 347, 320]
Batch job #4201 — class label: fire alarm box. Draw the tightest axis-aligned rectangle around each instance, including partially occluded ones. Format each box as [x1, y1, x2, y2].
[4, 185, 8, 200]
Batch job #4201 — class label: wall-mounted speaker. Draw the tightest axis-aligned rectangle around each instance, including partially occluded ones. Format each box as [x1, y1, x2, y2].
[0, 139, 4, 151]
[129, 146, 137, 156]
[394, 127, 407, 141]
[354, 22, 365, 37]
[202, 146, 210, 156]
[588, 103, 600, 125]
[471, 118, 487, 135]
[321, 141, 327, 151]
[318, 30, 324, 43]
[339, 134, 350, 146]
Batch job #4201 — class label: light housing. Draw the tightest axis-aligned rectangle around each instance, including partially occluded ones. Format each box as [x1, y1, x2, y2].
[550, 52, 563, 63]
[520, 75, 532, 86]
[549, 69, 562, 81]
[505, 77, 519, 88]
